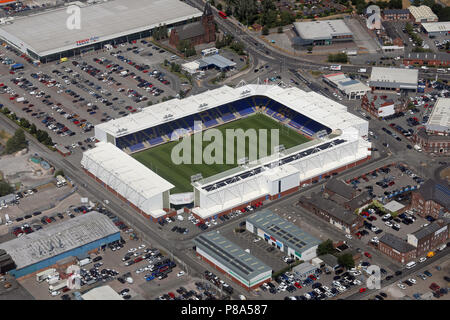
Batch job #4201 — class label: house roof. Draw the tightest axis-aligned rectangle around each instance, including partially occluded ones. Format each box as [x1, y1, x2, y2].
[345, 191, 372, 211]
[379, 233, 416, 252]
[325, 178, 354, 200]
[174, 21, 206, 41]
[300, 193, 361, 226]
[410, 218, 450, 240]
[417, 179, 450, 210]
[320, 254, 338, 267]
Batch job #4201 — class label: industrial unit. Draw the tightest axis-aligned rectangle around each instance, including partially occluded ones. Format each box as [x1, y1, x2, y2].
[408, 5, 438, 24]
[0, 212, 120, 278]
[0, 0, 202, 62]
[292, 20, 353, 47]
[421, 22, 450, 37]
[322, 72, 370, 100]
[194, 232, 272, 290]
[246, 210, 320, 261]
[369, 67, 418, 92]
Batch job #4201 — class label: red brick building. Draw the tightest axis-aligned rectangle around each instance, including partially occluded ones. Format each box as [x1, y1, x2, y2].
[414, 128, 449, 155]
[169, 3, 216, 48]
[410, 179, 450, 219]
[403, 52, 450, 67]
[378, 233, 417, 264]
[407, 218, 449, 257]
[382, 9, 412, 21]
[361, 92, 407, 118]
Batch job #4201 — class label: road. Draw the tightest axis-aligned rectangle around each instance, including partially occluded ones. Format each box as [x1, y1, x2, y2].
[185, 0, 450, 82]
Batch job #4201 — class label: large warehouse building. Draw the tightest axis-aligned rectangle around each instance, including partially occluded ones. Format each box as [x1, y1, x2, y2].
[369, 67, 418, 92]
[293, 20, 353, 47]
[246, 210, 320, 261]
[86, 84, 371, 222]
[194, 231, 272, 290]
[0, 0, 202, 62]
[0, 212, 120, 278]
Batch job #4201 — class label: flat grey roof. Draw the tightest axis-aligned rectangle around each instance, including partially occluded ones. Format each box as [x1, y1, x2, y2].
[246, 210, 320, 254]
[0, 0, 202, 57]
[194, 232, 271, 281]
[200, 54, 236, 69]
[293, 261, 317, 274]
[426, 98, 449, 133]
[369, 67, 418, 87]
[0, 212, 120, 270]
[293, 20, 352, 40]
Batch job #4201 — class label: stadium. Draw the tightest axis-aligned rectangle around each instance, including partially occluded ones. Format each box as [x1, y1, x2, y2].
[82, 84, 371, 222]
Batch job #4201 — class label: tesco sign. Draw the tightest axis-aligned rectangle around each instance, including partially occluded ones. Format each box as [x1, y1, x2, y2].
[76, 36, 100, 46]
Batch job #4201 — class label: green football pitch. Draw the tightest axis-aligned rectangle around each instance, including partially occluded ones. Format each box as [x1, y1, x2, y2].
[132, 114, 310, 193]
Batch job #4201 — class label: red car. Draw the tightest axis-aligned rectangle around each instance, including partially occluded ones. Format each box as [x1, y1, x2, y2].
[168, 292, 175, 299]
[359, 288, 367, 293]
[364, 252, 372, 258]
[429, 283, 440, 291]
[294, 282, 302, 289]
[309, 275, 317, 281]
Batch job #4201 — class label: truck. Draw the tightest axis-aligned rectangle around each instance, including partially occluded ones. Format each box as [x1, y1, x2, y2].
[56, 175, 67, 188]
[16, 97, 25, 102]
[414, 145, 422, 152]
[10, 63, 24, 71]
[36, 268, 57, 282]
[48, 279, 67, 292]
[358, 68, 367, 73]
[78, 257, 92, 267]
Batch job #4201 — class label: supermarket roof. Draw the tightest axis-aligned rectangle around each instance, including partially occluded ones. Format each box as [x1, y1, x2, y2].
[293, 20, 352, 40]
[369, 67, 418, 86]
[81, 141, 174, 199]
[0, 0, 202, 57]
[96, 84, 367, 138]
[0, 212, 119, 270]
[194, 232, 271, 281]
[246, 210, 320, 254]
[426, 98, 450, 133]
[421, 22, 450, 33]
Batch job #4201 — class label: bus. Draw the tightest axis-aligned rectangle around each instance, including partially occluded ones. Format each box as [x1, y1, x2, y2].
[10, 63, 24, 71]
[329, 65, 341, 71]
[218, 11, 227, 19]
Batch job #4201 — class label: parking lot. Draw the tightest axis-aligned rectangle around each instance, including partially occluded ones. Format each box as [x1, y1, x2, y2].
[0, 39, 183, 154]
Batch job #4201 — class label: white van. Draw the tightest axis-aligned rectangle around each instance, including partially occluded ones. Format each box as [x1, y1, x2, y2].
[405, 261, 417, 269]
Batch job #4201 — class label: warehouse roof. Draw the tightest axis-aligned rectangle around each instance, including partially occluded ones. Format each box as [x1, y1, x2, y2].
[246, 210, 320, 254]
[0, 212, 119, 270]
[81, 285, 123, 300]
[293, 20, 353, 40]
[379, 233, 416, 253]
[426, 98, 450, 133]
[292, 262, 317, 275]
[96, 84, 367, 139]
[0, 0, 202, 57]
[194, 232, 271, 281]
[421, 22, 450, 33]
[81, 141, 174, 199]
[199, 54, 236, 69]
[408, 5, 438, 22]
[369, 67, 418, 86]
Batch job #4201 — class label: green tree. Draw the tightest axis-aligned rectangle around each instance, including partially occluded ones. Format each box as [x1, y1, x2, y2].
[216, 3, 223, 11]
[338, 253, 355, 269]
[54, 169, 64, 177]
[19, 118, 30, 128]
[0, 180, 14, 197]
[262, 25, 269, 35]
[5, 128, 27, 154]
[317, 239, 334, 256]
[29, 123, 37, 135]
[328, 53, 348, 63]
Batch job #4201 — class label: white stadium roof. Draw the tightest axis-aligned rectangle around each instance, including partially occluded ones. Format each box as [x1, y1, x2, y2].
[96, 84, 367, 139]
[0, 212, 119, 270]
[0, 0, 202, 57]
[81, 141, 174, 199]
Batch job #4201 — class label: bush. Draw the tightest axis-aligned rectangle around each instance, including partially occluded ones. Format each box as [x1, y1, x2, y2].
[328, 53, 348, 63]
[262, 26, 269, 35]
[0, 180, 14, 197]
[4, 128, 27, 154]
